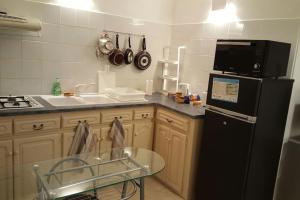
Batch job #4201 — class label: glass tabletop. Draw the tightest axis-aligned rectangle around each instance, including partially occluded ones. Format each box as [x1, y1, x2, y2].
[19, 147, 165, 200]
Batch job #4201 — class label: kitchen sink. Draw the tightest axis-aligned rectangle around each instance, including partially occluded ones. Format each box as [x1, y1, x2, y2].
[41, 96, 86, 106]
[41, 89, 146, 107]
[41, 94, 119, 107]
[80, 94, 118, 104]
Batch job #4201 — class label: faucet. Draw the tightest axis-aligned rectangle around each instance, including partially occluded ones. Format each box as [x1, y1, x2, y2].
[74, 83, 96, 97]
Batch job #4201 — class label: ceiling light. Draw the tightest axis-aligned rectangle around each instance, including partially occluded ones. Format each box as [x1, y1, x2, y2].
[56, 0, 94, 11]
[206, 2, 239, 25]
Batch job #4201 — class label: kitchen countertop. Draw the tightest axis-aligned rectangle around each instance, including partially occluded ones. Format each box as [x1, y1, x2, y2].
[0, 93, 205, 119]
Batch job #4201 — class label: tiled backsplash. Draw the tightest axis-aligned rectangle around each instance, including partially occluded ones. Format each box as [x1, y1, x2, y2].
[0, 1, 171, 95]
[171, 19, 300, 94]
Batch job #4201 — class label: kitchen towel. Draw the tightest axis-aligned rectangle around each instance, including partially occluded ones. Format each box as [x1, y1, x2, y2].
[109, 118, 125, 158]
[81, 123, 97, 154]
[68, 121, 97, 156]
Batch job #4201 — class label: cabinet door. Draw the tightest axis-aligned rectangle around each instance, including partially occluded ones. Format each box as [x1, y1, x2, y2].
[167, 128, 187, 194]
[0, 140, 13, 200]
[62, 128, 101, 156]
[14, 134, 61, 200]
[154, 123, 170, 181]
[100, 124, 133, 153]
[133, 121, 153, 150]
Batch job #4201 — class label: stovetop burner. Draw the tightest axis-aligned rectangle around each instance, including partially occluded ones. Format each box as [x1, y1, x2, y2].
[0, 96, 43, 110]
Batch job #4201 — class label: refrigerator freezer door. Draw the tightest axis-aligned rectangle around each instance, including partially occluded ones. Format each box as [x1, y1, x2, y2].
[195, 109, 255, 200]
[207, 73, 262, 116]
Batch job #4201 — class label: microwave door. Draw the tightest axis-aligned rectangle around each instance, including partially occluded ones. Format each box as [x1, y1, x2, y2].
[207, 74, 262, 117]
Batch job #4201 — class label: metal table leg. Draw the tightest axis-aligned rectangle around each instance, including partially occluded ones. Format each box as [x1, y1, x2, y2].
[121, 181, 128, 198]
[140, 177, 145, 200]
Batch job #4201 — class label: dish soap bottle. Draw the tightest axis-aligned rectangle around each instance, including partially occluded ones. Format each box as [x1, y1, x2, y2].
[52, 78, 62, 96]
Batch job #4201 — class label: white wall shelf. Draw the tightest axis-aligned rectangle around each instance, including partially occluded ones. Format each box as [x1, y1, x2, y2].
[158, 60, 179, 65]
[159, 46, 185, 93]
[159, 75, 178, 81]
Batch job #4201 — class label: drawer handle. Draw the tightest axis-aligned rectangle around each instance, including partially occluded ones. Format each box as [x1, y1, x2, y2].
[166, 119, 173, 123]
[142, 114, 149, 118]
[115, 116, 123, 120]
[78, 120, 87, 123]
[33, 124, 44, 130]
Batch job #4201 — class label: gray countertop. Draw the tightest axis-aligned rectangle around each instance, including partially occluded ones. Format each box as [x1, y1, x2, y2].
[0, 93, 205, 119]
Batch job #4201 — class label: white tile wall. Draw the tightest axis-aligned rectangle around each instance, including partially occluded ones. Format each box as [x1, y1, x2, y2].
[171, 19, 300, 95]
[0, 1, 171, 95]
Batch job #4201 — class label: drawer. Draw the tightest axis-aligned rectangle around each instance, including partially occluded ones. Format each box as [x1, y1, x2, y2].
[62, 111, 100, 128]
[134, 107, 154, 120]
[101, 109, 133, 124]
[0, 118, 12, 136]
[156, 108, 189, 132]
[14, 114, 60, 134]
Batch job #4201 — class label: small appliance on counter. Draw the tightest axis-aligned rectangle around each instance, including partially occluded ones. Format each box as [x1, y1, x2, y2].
[214, 39, 291, 77]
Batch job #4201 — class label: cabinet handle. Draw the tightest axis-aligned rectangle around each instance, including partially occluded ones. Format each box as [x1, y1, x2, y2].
[166, 119, 173, 123]
[135, 133, 139, 136]
[33, 124, 44, 130]
[8, 152, 13, 156]
[101, 137, 105, 140]
[14, 151, 19, 155]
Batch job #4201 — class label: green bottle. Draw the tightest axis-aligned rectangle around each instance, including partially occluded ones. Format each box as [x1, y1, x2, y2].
[52, 78, 62, 96]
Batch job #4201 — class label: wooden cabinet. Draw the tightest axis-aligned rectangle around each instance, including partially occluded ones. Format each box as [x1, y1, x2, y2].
[154, 122, 186, 193]
[14, 134, 61, 200]
[155, 107, 204, 200]
[133, 121, 153, 149]
[167, 128, 186, 193]
[101, 109, 133, 124]
[14, 114, 60, 135]
[154, 123, 169, 181]
[156, 109, 189, 132]
[62, 111, 101, 128]
[0, 105, 201, 200]
[0, 118, 12, 137]
[100, 124, 133, 153]
[62, 128, 101, 156]
[0, 140, 13, 200]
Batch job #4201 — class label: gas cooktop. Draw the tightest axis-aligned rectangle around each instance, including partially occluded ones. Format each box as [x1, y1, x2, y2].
[0, 96, 43, 110]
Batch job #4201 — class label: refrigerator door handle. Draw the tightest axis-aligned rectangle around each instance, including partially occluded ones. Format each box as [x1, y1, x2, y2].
[206, 106, 257, 124]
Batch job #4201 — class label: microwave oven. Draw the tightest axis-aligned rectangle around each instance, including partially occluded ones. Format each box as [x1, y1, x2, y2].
[213, 40, 291, 78]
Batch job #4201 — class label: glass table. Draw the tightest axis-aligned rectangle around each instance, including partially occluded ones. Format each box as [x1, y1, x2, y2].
[23, 147, 165, 200]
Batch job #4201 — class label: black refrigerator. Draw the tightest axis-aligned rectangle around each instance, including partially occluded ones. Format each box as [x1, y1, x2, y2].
[195, 73, 294, 200]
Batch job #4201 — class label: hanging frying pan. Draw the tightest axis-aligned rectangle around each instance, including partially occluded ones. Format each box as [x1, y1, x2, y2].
[124, 36, 134, 64]
[134, 37, 152, 70]
[98, 33, 114, 55]
[109, 34, 124, 66]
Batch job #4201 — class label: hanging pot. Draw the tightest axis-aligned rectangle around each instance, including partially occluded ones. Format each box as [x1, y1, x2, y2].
[109, 34, 124, 66]
[124, 36, 134, 64]
[98, 33, 114, 55]
[134, 37, 152, 70]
